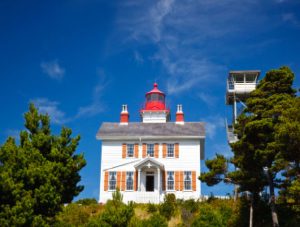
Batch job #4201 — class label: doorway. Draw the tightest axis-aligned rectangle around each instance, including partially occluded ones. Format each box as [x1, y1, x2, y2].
[146, 175, 154, 191]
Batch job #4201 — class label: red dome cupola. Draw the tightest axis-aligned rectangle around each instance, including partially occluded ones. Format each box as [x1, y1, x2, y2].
[144, 83, 166, 110]
[140, 83, 170, 123]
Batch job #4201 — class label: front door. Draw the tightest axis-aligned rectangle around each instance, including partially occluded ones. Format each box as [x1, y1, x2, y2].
[146, 175, 154, 191]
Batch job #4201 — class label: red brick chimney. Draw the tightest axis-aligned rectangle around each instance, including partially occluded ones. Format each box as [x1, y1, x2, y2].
[176, 104, 184, 124]
[120, 104, 129, 125]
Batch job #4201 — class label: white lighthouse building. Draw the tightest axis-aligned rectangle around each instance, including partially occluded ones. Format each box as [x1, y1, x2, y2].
[96, 83, 205, 203]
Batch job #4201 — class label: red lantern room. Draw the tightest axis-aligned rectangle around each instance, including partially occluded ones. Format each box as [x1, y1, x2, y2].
[140, 83, 170, 123]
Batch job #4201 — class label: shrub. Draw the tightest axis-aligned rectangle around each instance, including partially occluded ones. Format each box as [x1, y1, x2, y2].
[159, 193, 176, 220]
[143, 213, 168, 227]
[88, 189, 134, 226]
[182, 199, 199, 213]
[147, 203, 157, 213]
[75, 198, 98, 205]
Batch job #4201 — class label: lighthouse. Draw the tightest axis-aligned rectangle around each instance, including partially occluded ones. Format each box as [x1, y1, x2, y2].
[96, 83, 205, 204]
[140, 83, 170, 123]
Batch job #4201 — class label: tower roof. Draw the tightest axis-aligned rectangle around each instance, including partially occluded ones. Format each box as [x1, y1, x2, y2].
[145, 83, 165, 96]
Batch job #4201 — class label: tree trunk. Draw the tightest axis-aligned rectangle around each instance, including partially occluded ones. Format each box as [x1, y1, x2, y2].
[234, 184, 238, 202]
[249, 194, 253, 227]
[268, 171, 279, 227]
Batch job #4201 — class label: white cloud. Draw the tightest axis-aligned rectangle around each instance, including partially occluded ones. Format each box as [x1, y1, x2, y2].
[134, 51, 144, 64]
[201, 115, 224, 139]
[41, 60, 65, 80]
[212, 143, 232, 158]
[198, 92, 218, 107]
[31, 72, 107, 123]
[282, 13, 300, 26]
[75, 72, 107, 118]
[116, 0, 271, 94]
[32, 98, 69, 124]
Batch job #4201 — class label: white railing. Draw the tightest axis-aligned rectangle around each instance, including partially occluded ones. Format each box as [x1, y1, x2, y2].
[135, 192, 162, 204]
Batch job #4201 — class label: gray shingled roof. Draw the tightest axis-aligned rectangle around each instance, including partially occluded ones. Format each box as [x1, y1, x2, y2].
[96, 122, 205, 139]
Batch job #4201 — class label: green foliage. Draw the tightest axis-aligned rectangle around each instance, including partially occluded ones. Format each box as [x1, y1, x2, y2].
[201, 67, 299, 226]
[89, 188, 134, 227]
[56, 203, 102, 227]
[182, 199, 199, 213]
[159, 193, 177, 220]
[192, 200, 233, 227]
[75, 198, 98, 206]
[200, 154, 228, 186]
[146, 203, 157, 213]
[0, 103, 86, 226]
[128, 213, 167, 227]
[142, 213, 168, 227]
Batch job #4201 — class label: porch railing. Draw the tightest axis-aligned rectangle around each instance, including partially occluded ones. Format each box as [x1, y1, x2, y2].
[135, 191, 162, 204]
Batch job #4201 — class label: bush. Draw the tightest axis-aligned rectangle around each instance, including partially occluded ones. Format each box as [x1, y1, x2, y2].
[182, 199, 199, 213]
[147, 203, 157, 213]
[128, 213, 167, 227]
[143, 213, 168, 227]
[159, 193, 176, 220]
[192, 204, 224, 227]
[88, 189, 134, 226]
[75, 198, 98, 206]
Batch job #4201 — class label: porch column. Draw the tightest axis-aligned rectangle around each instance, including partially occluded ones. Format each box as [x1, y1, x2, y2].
[138, 169, 141, 191]
[157, 168, 160, 192]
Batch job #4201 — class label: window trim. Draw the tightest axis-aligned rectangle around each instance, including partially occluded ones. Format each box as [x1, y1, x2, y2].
[126, 144, 134, 158]
[166, 171, 175, 191]
[166, 144, 175, 158]
[184, 171, 192, 191]
[126, 171, 134, 191]
[147, 144, 154, 157]
[108, 171, 117, 191]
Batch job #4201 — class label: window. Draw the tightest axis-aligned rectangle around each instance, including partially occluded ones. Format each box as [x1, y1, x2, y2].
[184, 171, 192, 190]
[158, 95, 164, 102]
[147, 144, 154, 157]
[246, 74, 256, 83]
[127, 144, 134, 157]
[234, 74, 244, 83]
[167, 171, 174, 190]
[167, 144, 174, 157]
[109, 172, 117, 190]
[151, 94, 158, 101]
[126, 172, 134, 190]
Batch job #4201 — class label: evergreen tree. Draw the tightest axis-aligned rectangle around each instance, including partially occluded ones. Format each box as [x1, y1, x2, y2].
[201, 67, 298, 227]
[0, 104, 86, 226]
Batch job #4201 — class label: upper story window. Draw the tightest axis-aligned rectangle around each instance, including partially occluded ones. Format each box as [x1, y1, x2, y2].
[109, 172, 117, 190]
[184, 171, 192, 190]
[127, 144, 134, 157]
[126, 172, 134, 190]
[147, 144, 154, 157]
[167, 171, 174, 190]
[167, 144, 174, 157]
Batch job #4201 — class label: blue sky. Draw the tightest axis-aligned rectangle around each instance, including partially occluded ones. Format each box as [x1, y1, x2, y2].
[0, 0, 300, 200]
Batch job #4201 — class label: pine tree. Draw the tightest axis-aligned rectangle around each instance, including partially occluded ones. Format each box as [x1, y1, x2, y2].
[201, 66, 298, 227]
[0, 104, 86, 226]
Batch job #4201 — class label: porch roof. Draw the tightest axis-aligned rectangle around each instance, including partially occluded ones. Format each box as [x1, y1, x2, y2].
[134, 157, 164, 170]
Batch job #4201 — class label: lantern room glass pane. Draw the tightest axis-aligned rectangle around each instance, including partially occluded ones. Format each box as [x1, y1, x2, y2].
[151, 94, 159, 101]
[146, 95, 151, 101]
